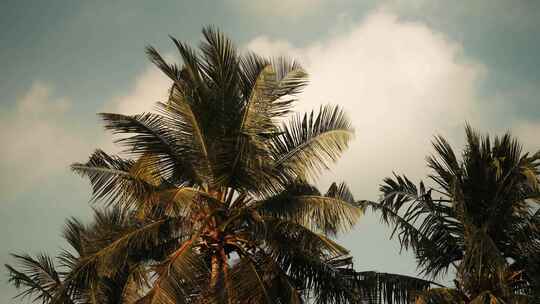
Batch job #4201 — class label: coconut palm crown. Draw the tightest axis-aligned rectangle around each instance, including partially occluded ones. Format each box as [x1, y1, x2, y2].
[365, 126, 540, 303]
[64, 27, 363, 303]
[5, 27, 444, 304]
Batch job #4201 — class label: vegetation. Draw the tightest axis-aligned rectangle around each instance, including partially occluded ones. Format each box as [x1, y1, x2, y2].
[6, 208, 148, 303]
[5, 27, 539, 304]
[363, 125, 540, 303]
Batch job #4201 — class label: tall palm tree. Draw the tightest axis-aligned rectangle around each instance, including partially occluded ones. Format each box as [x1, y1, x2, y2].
[6, 27, 439, 304]
[363, 125, 540, 303]
[64, 27, 364, 303]
[6, 207, 148, 304]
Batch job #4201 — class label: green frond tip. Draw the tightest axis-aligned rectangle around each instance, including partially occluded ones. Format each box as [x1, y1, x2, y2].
[272, 104, 354, 180]
[256, 181, 363, 236]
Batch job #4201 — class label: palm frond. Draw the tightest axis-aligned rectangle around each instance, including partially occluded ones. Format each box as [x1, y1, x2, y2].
[272, 105, 353, 181]
[270, 56, 308, 102]
[256, 181, 363, 235]
[71, 150, 162, 209]
[99, 113, 195, 181]
[458, 227, 508, 295]
[98, 264, 147, 304]
[139, 240, 209, 304]
[309, 256, 359, 304]
[378, 174, 462, 278]
[62, 217, 86, 256]
[239, 52, 307, 111]
[5, 253, 63, 303]
[94, 219, 171, 277]
[154, 99, 214, 185]
[219, 255, 276, 304]
[258, 218, 358, 304]
[225, 63, 282, 192]
[169, 35, 208, 99]
[427, 135, 461, 196]
[259, 217, 350, 257]
[355, 271, 436, 304]
[145, 46, 181, 83]
[414, 288, 464, 304]
[200, 26, 240, 103]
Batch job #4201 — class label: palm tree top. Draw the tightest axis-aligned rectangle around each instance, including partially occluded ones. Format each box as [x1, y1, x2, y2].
[364, 125, 540, 302]
[67, 27, 362, 303]
[6, 27, 440, 304]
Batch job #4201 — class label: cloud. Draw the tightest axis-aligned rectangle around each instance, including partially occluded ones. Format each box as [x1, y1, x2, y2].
[247, 9, 486, 278]
[96, 62, 172, 154]
[104, 64, 171, 115]
[0, 65, 171, 199]
[0, 83, 91, 197]
[248, 9, 484, 192]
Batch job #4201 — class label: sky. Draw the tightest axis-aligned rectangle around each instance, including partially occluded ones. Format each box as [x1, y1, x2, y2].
[1, 0, 540, 302]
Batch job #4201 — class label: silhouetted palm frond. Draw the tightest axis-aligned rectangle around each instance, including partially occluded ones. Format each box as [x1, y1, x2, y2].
[371, 125, 540, 302]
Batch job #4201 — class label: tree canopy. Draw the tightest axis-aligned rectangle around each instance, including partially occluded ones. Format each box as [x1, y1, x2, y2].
[363, 125, 540, 303]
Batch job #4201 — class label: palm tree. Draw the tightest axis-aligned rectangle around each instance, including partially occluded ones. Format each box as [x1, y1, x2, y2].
[362, 125, 540, 303]
[6, 27, 440, 304]
[63, 27, 365, 303]
[6, 207, 148, 304]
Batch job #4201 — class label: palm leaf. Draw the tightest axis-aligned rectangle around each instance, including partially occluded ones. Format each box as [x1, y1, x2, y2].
[258, 218, 358, 304]
[355, 271, 436, 304]
[138, 240, 209, 304]
[199, 26, 240, 104]
[5, 253, 64, 303]
[378, 174, 462, 278]
[256, 181, 363, 235]
[272, 105, 353, 181]
[99, 113, 195, 181]
[145, 46, 181, 83]
[169, 35, 207, 96]
[415, 288, 464, 304]
[154, 98, 214, 185]
[71, 150, 163, 209]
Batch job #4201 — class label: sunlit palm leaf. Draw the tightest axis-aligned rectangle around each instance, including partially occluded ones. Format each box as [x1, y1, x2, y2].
[72, 150, 166, 210]
[50, 27, 365, 304]
[99, 113, 196, 181]
[154, 99, 214, 185]
[272, 105, 354, 181]
[138, 240, 209, 304]
[256, 181, 363, 235]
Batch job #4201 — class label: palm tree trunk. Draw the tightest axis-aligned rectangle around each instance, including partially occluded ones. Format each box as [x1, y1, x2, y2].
[210, 253, 220, 289]
[219, 247, 232, 303]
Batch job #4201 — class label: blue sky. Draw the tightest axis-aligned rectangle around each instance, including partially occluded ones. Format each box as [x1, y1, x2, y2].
[1, 1, 540, 302]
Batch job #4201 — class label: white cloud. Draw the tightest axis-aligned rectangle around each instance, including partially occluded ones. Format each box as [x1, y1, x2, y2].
[98, 62, 171, 153]
[248, 9, 484, 193]
[246, 37, 302, 59]
[0, 65, 171, 198]
[248, 9, 486, 278]
[104, 64, 171, 115]
[0, 83, 91, 197]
